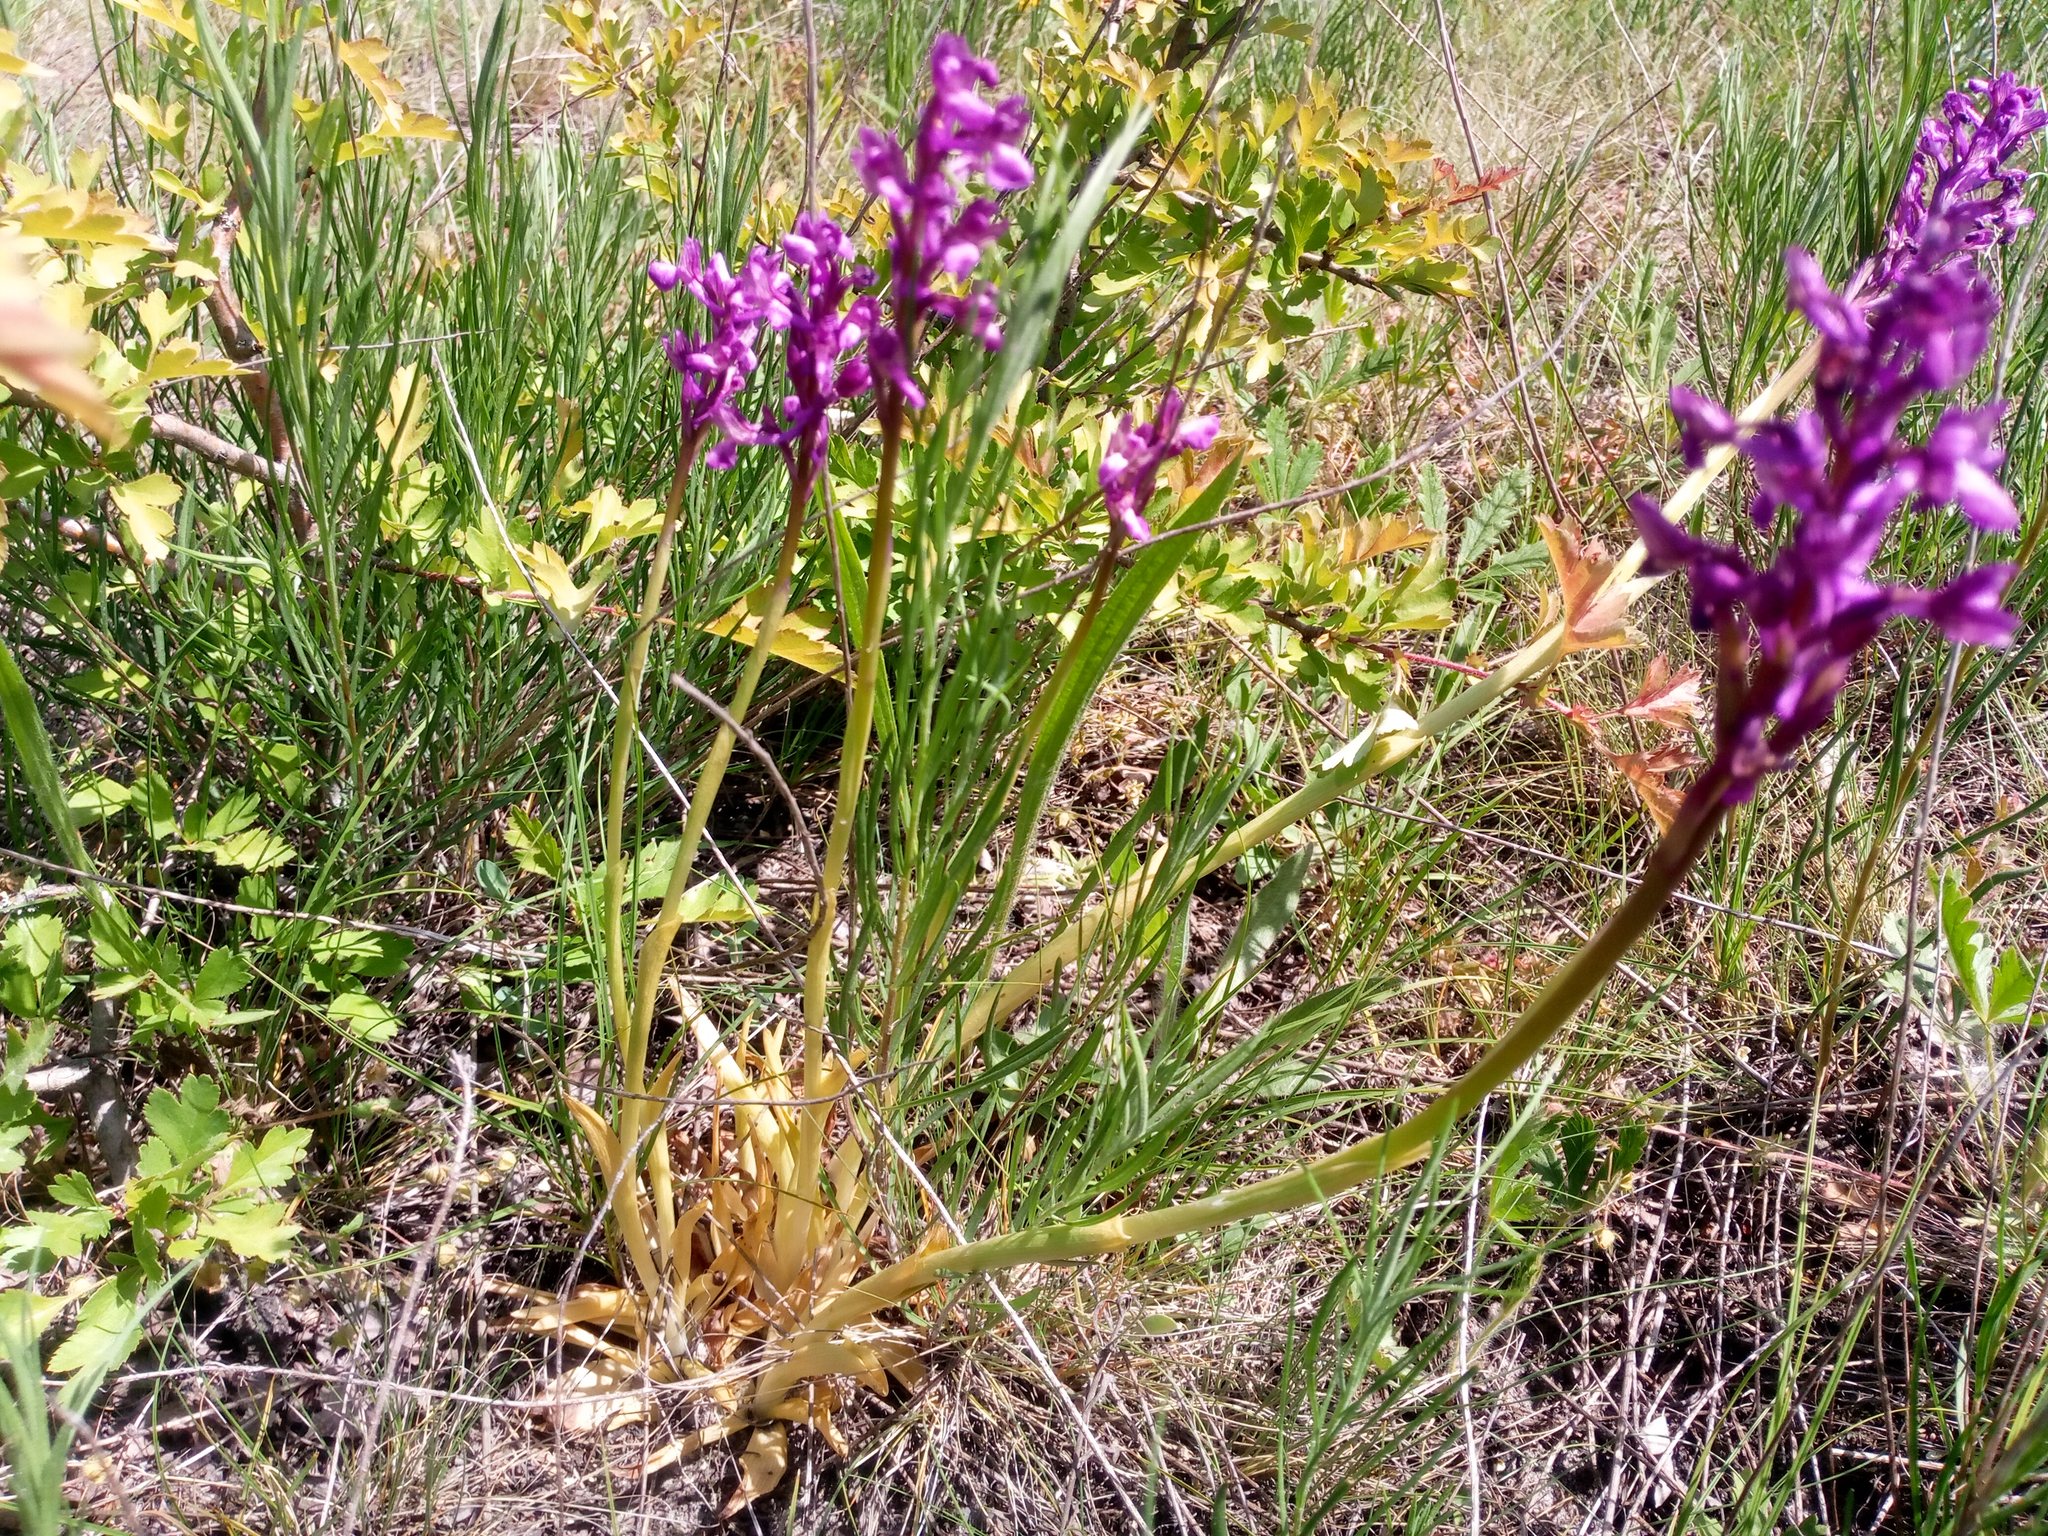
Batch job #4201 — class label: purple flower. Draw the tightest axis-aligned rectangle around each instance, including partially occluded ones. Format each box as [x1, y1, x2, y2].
[1098, 390, 1221, 544]
[759, 212, 879, 482]
[1632, 229, 2021, 802]
[854, 33, 1034, 410]
[1873, 72, 2046, 291]
[647, 243, 791, 468]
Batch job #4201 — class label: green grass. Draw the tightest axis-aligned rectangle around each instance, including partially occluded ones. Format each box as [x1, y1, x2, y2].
[1, 0, 2045, 1530]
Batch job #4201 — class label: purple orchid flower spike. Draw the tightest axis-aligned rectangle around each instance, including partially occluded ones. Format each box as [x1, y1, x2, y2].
[759, 211, 878, 488]
[853, 32, 1034, 412]
[1630, 74, 2036, 807]
[1099, 390, 1222, 545]
[1632, 244, 2021, 804]
[1873, 72, 2047, 292]
[647, 242, 791, 467]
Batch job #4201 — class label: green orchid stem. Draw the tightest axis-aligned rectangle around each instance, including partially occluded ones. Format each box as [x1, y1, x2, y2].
[756, 761, 1735, 1411]
[619, 473, 815, 1315]
[603, 430, 703, 1076]
[620, 470, 813, 1129]
[783, 395, 905, 1275]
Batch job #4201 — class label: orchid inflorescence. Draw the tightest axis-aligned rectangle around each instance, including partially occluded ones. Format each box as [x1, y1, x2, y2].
[1632, 73, 2041, 805]
[645, 33, 1212, 539]
[1098, 388, 1222, 544]
[644, 242, 785, 469]
[854, 32, 1034, 409]
[1875, 71, 2048, 290]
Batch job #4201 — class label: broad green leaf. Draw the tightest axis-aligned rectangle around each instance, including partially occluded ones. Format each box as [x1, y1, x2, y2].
[573, 839, 677, 913]
[1195, 849, 1310, 1012]
[134, 771, 179, 840]
[673, 874, 753, 923]
[0, 439, 48, 499]
[0, 914, 70, 1018]
[194, 789, 260, 841]
[306, 928, 412, 989]
[65, 772, 131, 823]
[326, 989, 399, 1043]
[47, 1270, 145, 1378]
[224, 1125, 311, 1191]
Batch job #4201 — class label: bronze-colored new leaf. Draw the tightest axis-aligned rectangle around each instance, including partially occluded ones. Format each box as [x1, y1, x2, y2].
[1620, 655, 1705, 728]
[1539, 516, 1653, 655]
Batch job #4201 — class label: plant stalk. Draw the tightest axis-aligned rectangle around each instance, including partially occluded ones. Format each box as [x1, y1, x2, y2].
[602, 433, 702, 1076]
[623, 473, 812, 1318]
[756, 760, 1735, 1412]
[781, 398, 904, 1277]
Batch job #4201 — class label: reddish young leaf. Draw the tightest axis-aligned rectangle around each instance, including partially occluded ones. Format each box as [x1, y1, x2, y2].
[1605, 743, 1700, 833]
[1540, 516, 1652, 655]
[1620, 655, 1705, 728]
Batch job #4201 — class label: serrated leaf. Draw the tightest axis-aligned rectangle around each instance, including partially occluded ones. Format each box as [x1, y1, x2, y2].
[701, 594, 846, 677]
[0, 1201, 111, 1265]
[138, 336, 242, 385]
[189, 826, 294, 872]
[1454, 466, 1526, 572]
[1988, 949, 2044, 1025]
[1539, 516, 1654, 654]
[498, 540, 608, 625]
[110, 473, 180, 563]
[674, 874, 753, 923]
[140, 1075, 232, 1166]
[1620, 656, 1704, 728]
[570, 483, 663, 560]
[1381, 546, 1454, 630]
[504, 806, 564, 879]
[1415, 463, 1448, 533]
[1604, 742, 1698, 833]
[47, 1270, 146, 1378]
[195, 1200, 298, 1262]
[191, 946, 251, 1005]
[1939, 870, 1988, 1021]
[1556, 1111, 1601, 1198]
[112, 90, 188, 148]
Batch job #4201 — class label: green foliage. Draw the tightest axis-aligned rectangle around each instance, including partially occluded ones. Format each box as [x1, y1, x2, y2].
[1, 1069, 307, 1369]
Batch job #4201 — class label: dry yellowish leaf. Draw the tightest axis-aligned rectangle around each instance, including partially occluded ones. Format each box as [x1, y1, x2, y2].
[0, 243, 119, 439]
